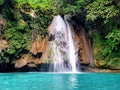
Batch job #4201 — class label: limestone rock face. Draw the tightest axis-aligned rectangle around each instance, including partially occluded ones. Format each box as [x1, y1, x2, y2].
[14, 54, 43, 68]
[70, 22, 94, 67]
[30, 36, 48, 55]
[0, 14, 6, 33]
[57, 15, 94, 67]
[14, 57, 28, 68]
[0, 39, 7, 52]
[0, 14, 7, 52]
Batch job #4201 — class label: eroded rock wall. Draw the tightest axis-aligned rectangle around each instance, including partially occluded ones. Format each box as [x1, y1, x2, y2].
[0, 14, 7, 52]
[70, 20, 95, 67]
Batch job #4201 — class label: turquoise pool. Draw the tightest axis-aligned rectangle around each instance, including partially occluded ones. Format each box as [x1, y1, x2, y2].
[0, 72, 120, 90]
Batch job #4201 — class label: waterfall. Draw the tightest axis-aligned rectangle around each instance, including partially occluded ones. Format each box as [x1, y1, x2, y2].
[48, 15, 79, 72]
[64, 15, 78, 72]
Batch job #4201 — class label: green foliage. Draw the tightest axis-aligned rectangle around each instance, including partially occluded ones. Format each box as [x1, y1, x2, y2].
[104, 29, 120, 54]
[51, 0, 85, 14]
[13, 0, 53, 10]
[64, 0, 84, 14]
[0, 51, 10, 63]
[94, 29, 120, 69]
[0, 0, 5, 5]
[31, 8, 53, 39]
[4, 21, 30, 55]
[86, 0, 119, 22]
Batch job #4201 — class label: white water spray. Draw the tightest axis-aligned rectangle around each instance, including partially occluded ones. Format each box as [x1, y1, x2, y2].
[48, 15, 79, 72]
[64, 15, 77, 72]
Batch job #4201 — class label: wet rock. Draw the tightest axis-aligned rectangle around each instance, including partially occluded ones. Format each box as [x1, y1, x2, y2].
[13, 54, 43, 68]
[70, 20, 95, 67]
[14, 57, 28, 68]
[30, 37, 48, 55]
[14, 63, 50, 72]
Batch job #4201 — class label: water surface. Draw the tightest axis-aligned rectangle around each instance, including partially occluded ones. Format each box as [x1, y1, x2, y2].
[0, 72, 120, 90]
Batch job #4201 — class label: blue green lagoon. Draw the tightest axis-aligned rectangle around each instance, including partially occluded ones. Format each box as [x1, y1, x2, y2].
[0, 72, 120, 90]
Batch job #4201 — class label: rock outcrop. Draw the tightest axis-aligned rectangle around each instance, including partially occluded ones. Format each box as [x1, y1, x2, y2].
[30, 36, 48, 55]
[0, 14, 7, 52]
[70, 19, 95, 67]
[13, 36, 48, 68]
[0, 39, 7, 52]
[0, 14, 6, 33]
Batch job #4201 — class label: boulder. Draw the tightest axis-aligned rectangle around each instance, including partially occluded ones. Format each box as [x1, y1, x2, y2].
[14, 54, 43, 68]
[14, 59, 27, 68]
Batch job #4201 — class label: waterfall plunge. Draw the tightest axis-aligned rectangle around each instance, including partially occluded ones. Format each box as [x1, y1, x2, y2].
[65, 16, 77, 72]
[48, 15, 79, 72]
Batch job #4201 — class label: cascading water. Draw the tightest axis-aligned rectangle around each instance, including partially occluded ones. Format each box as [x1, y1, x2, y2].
[48, 15, 79, 72]
[64, 15, 78, 72]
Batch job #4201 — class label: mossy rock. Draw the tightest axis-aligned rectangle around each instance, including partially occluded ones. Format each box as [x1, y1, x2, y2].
[17, 20, 28, 29]
[107, 58, 120, 69]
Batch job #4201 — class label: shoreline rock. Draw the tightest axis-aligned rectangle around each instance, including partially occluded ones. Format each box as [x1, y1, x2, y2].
[0, 62, 120, 73]
[81, 65, 120, 73]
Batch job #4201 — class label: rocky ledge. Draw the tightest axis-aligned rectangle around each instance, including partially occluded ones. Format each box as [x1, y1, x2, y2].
[81, 65, 120, 73]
